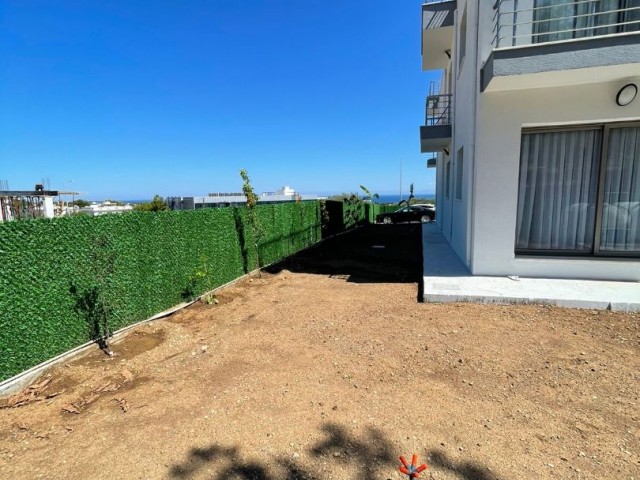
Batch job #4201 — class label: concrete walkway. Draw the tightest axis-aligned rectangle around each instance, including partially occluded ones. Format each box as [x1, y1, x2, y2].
[422, 224, 640, 312]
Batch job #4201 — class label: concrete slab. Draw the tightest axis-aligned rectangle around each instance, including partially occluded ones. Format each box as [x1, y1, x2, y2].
[422, 224, 640, 312]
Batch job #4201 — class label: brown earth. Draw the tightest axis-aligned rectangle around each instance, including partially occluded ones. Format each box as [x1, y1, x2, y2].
[0, 225, 638, 480]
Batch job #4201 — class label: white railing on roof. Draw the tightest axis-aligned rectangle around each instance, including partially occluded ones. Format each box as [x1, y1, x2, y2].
[492, 0, 640, 48]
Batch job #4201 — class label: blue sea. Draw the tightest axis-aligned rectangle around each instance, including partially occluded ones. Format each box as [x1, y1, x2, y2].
[116, 194, 435, 205]
[376, 194, 434, 204]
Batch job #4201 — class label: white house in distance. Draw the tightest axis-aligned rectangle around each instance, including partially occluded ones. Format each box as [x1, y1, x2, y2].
[420, 0, 640, 282]
[167, 186, 317, 210]
[78, 201, 134, 216]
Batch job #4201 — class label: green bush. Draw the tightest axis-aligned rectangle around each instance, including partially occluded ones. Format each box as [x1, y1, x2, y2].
[0, 201, 320, 381]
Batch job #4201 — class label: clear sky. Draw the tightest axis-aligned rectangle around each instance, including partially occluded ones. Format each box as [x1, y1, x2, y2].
[1, 1, 440, 200]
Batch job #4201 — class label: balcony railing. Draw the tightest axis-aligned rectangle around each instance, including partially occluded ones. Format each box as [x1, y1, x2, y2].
[425, 94, 453, 127]
[492, 0, 640, 48]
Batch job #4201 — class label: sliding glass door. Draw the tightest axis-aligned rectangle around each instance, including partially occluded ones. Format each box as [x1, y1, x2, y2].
[516, 123, 640, 256]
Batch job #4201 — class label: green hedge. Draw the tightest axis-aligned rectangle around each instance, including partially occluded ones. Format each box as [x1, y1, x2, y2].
[0, 201, 320, 382]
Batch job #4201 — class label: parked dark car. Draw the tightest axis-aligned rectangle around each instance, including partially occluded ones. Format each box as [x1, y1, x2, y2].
[376, 205, 435, 224]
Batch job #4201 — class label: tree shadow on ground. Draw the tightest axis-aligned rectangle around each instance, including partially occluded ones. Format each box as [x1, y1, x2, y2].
[169, 422, 394, 480]
[427, 449, 497, 480]
[170, 422, 497, 480]
[264, 224, 423, 285]
[169, 444, 319, 480]
[309, 422, 395, 480]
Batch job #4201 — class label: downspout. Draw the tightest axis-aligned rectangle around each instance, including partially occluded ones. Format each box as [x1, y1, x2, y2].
[467, 0, 481, 272]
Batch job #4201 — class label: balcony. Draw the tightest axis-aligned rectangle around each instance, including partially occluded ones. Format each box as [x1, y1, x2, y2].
[422, 0, 457, 71]
[420, 94, 453, 153]
[481, 0, 640, 91]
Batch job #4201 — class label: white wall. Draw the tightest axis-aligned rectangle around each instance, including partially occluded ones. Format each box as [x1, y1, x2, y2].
[472, 79, 640, 281]
[43, 197, 55, 219]
[446, 0, 476, 268]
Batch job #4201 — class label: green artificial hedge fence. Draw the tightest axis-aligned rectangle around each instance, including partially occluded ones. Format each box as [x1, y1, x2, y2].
[0, 201, 320, 382]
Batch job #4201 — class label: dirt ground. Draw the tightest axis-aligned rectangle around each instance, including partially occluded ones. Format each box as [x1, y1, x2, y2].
[1, 225, 638, 480]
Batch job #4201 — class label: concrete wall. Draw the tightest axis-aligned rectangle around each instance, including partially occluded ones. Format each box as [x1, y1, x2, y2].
[472, 79, 640, 281]
[446, 0, 476, 269]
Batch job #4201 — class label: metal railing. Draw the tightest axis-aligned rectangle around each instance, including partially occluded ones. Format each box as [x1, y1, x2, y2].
[423, 0, 454, 4]
[425, 94, 453, 126]
[493, 0, 640, 48]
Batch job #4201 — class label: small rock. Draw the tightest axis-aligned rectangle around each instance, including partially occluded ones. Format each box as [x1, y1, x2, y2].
[201, 345, 208, 353]
[332, 405, 338, 411]
[333, 451, 341, 458]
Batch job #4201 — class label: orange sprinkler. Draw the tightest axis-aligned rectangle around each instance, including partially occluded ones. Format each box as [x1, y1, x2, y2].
[398, 453, 428, 478]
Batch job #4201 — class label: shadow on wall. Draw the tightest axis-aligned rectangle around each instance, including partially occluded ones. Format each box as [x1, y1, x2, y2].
[69, 284, 112, 354]
[233, 207, 249, 274]
[169, 423, 497, 480]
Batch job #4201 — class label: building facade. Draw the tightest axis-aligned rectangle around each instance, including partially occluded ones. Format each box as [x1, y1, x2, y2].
[421, 0, 640, 281]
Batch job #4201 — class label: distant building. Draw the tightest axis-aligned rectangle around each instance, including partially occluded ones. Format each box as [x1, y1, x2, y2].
[78, 201, 133, 216]
[168, 186, 318, 211]
[0, 185, 57, 222]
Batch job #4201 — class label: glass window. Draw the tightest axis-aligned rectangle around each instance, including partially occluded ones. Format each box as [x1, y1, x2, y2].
[516, 123, 639, 256]
[459, 7, 467, 70]
[455, 148, 464, 201]
[600, 126, 640, 252]
[445, 159, 451, 199]
[534, 0, 640, 43]
[516, 128, 601, 251]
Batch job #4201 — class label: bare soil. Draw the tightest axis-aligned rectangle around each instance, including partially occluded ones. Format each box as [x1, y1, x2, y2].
[0, 225, 638, 480]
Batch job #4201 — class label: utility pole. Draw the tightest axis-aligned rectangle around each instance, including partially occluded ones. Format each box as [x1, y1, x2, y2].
[399, 160, 403, 202]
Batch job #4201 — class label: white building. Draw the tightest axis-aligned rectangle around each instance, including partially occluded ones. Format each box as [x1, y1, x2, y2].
[78, 201, 133, 216]
[168, 187, 317, 210]
[420, 0, 640, 281]
[0, 188, 57, 222]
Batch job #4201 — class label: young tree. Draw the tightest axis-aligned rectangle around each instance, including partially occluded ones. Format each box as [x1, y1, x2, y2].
[240, 169, 265, 275]
[72, 199, 91, 208]
[133, 195, 168, 212]
[360, 185, 380, 223]
[398, 183, 415, 207]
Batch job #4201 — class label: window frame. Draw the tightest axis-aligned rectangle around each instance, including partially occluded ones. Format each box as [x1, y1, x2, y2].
[458, 6, 467, 74]
[455, 147, 464, 201]
[445, 158, 452, 199]
[515, 121, 640, 259]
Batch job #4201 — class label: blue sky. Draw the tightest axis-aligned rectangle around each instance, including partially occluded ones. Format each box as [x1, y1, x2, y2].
[1, 1, 439, 200]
